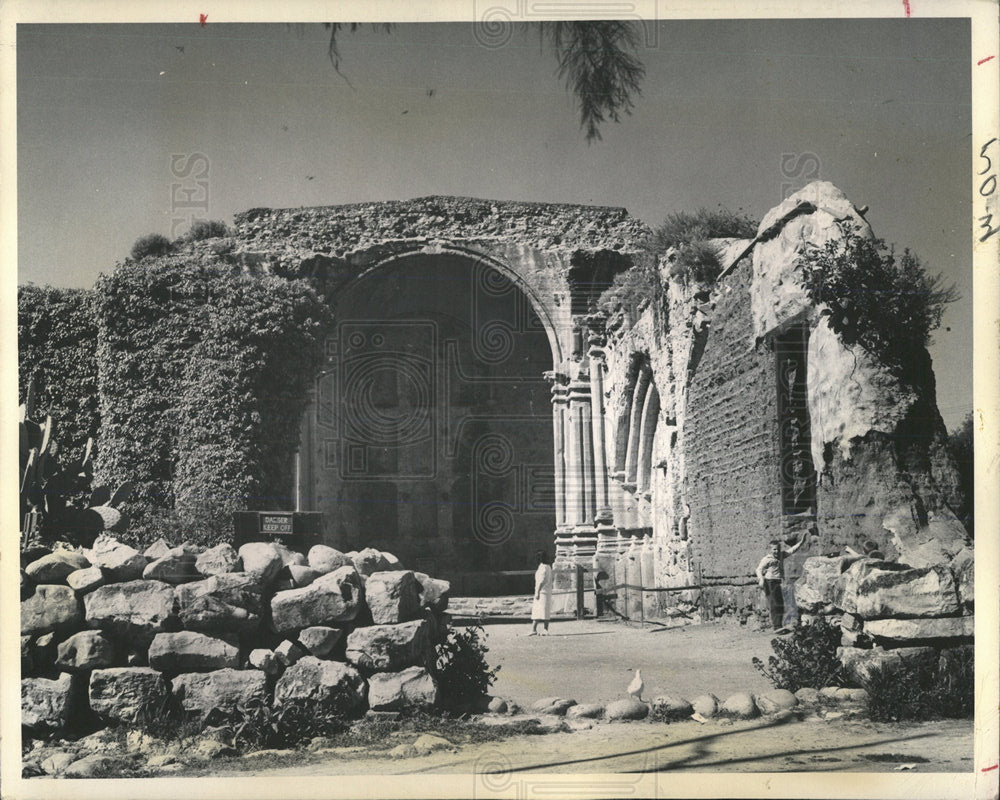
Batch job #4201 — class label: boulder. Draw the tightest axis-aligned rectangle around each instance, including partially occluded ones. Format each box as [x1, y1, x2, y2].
[837, 645, 938, 684]
[91, 538, 148, 581]
[819, 687, 869, 705]
[64, 754, 119, 778]
[381, 551, 403, 570]
[172, 669, 267, 721]
[67, 566, 105, 594]
[21, 585, 83, 636]
[41, 751, 77, 775]
[794, 556, 852, 613]
[56, 630, 117, 672]
[651, 694, 693, 721]
[367, 666, 439, 710]
[175, 573, 262, 635]
[148, 632, 240, 673]
[351, 547, 390, 576]
[794, 688, 821, 705]
[273, 657, 366, 712]
[25, 551, 90, 584]
[89, 667, 168, 723]
[237, 542, 285, 586]
[288, 565, 322, 587]
[248, 649, 282, 676]
[605, 697, 649, 720]
[83, 580, 175, 646]
[195, 543, 241, 577]
[143, 547, 200, 584]
[22, 673, 77, 731]
[565, 703, 604, 719]
[298, 626, 343, 658]
[852, 564, 960, 619]
[864, 616, 974, 643]
[21, 635, 33, 675]
[365, 570, 422, 624]
[834, 558, 908, 613]
[307, 545, 351, 574]
[143, 539, 174, 560]
[413, 572, 451, 612]
[720, 692, 758, 719]
[271, 565, 363, 634]
[755, 689, 797, 715]
[531, 697, 577, 716]
[411, 733, 451, 754]
[487, 697, 509, 714]
[883, 503, 971, 569]
[951, 547, 974, 608]
[689, 694, 719, 718]
[345, 619, 434, 672]
[275, 639, 307, 666]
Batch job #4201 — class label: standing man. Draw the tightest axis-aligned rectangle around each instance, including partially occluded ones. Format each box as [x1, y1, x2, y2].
[756, 529, 808, 631]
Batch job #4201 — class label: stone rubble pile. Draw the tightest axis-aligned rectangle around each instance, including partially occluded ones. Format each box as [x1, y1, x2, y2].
[21, 536, 451, 736]
[794, 549, 973, 682]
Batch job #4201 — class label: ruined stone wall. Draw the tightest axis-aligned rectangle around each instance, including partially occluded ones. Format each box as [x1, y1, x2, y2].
[682, 258, 784, 585]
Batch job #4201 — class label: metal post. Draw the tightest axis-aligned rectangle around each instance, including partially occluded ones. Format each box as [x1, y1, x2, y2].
[638, 553, 645, 628]
[623, 557, 630, 623]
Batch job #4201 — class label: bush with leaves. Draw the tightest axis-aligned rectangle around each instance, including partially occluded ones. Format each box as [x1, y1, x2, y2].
[800, 226, 959, 370]
[864, 646, 973, 722]
[947, 412, 974, 537]
[213, 697, 352, 752]
[185, 219, 230, 241]
[130, 233, 175, 262]
[435, 623, 500, 712]
[646, 206, 759, 285]
[752, 616, 847, 692]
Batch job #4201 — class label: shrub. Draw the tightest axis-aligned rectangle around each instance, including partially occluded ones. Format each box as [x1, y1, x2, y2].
[130, 233, 175, 262]
[215, 697, 351, 752]
[948, 412, 974, 537]
[801, 226, 959, 369]
[596, 261, 660, 322]
[185, 219, 230, 241]
[668, 239, 724, 284]
[752, 617, 846, 692]
[864, 646, 973, 722]
[435, 624, 500, 712]
[650, 206, 759, 252]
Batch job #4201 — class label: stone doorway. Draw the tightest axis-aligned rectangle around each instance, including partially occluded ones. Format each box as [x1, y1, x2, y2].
[297, 252, 556, 584]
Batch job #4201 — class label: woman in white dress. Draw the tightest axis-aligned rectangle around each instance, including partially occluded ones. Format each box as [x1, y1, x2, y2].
[529, 549, 553, 636]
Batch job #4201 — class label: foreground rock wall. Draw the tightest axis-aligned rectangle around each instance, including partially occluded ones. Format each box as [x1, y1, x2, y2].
[21, 537, 450, 735]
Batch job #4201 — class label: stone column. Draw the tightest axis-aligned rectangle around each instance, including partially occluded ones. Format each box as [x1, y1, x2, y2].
[587, 322, 617, 565]
[568, 377, 597, 563]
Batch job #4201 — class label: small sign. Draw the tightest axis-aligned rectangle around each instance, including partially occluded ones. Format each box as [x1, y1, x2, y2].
[260, 512, 294, 535]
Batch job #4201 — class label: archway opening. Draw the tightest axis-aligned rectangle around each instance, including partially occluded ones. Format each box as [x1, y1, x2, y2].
[305, 253, 556, 588]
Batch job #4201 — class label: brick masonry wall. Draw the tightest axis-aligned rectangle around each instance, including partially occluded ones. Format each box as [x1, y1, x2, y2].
[683, 259, 783, 584]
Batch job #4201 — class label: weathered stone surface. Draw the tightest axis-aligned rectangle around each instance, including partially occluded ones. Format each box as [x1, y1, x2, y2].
[143, 547, 199, 584]
[25, 550, 90, 583]
[84, 580, 175, 646]
[381, 551, 403, 570]
[288, 565, 322, 587]
[91, 538, 148, 582]
[299, 626, 343, 658]
[172, 669, 267, 720]
[720, 692, 758, 719]
[605, 697, 649, 720]
[56, 630, 117, 671]
[882, 504, 971, 569]
[274, 542, 308, 568]
[22, 585, 82, 636]
[365, 570, 421, 624]
[531, 697, 577, 716]
[565, 702, 604, 719]
[487, 697, 509, 714]
[795, 688, 821, 705]
[41, 750, 77, 775]
[148, 632, 240, 673]
[175, 573, 262, 635]
[195, 543, 241, 576]
[837, 645, 937, 685]
[795, 556, 852, 613]
[89, 667, 167, 722]
[271, 565, 363, 634]
[22, 673, 76, 730]
[273, 657, 366, 712]
[367, 666, 438, 710]
[755, 689, 797, 715]
[689, 694, 719, 718]
[819, 687, 869, 704]
[248, 648, 282, 676]
[651, 694, 693, 720]
[864, 616, 974, 642]
[143, 538, 173, 560]
[275, 639, 307, 666]
[951, 547, 974, 607]
[834, 558, 908, 614]
[852, 564, 959, 620]
[67, 566, 105, 594]
[64, 754, 118, 778]
[307, 545, 351, 574]
[413, 572, 450, 612]
[351, 547, 390, 576]
[21, 635, 33, 674]
[238, 542, 284, 585]
[345, 619, 433, 672]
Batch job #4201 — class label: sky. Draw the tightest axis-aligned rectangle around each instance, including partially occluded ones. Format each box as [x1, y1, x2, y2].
[15, 19, 974, 428]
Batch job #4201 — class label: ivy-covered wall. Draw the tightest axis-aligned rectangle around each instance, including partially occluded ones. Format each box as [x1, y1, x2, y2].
[92, 260, 329, 546]
[18, 285, 100, 466]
